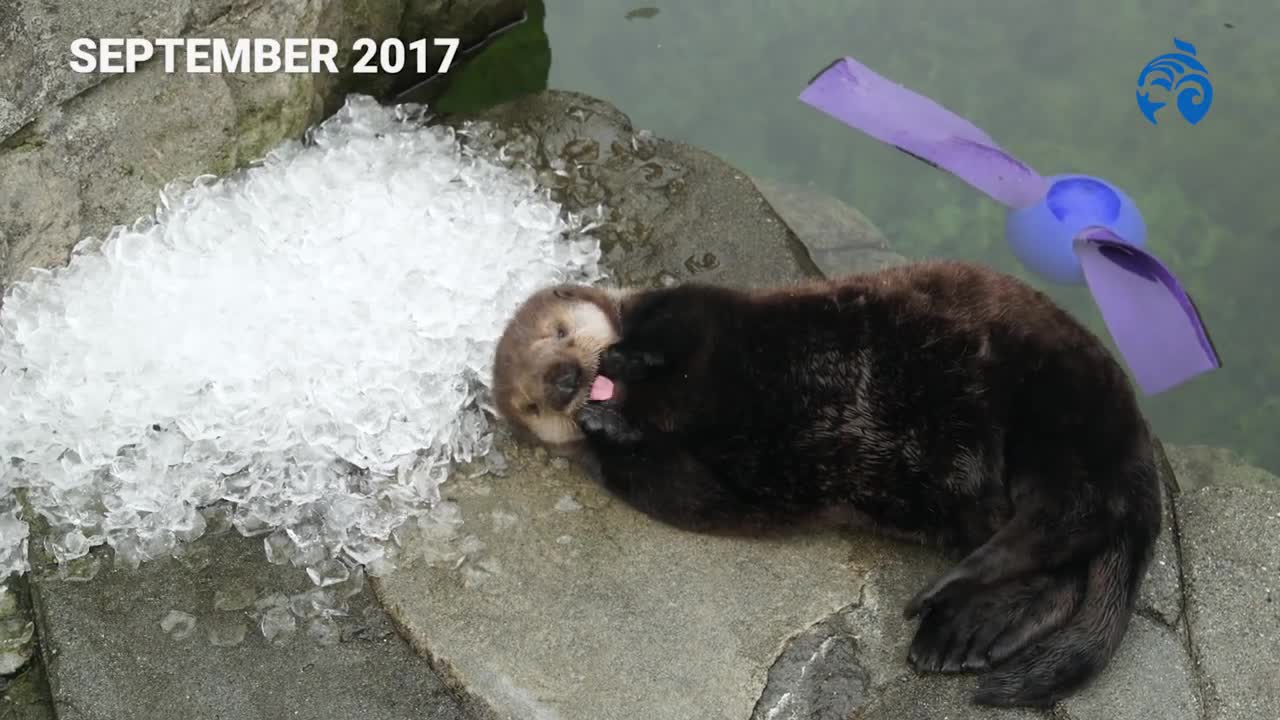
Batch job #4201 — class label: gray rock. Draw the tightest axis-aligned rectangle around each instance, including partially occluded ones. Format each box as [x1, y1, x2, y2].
[444, 90, 821, 289]
[375, 439, 868, 720]
[853, 674, 1046, 720]
[1060, 616, 1199, 720]
[0, 582, 34, 676]
[29, 527, 470, 720]
[0, 60, 238, 283]
[1138, 438, 1186, 627]
[404, 0, 529, 52]
[0, 0, 249, 140]
[1165, 443, 1280, 493]
[748, 175, 908, 278]
[0, 658, 56, 720]
[371, 91, 1199, 720]
[0, 0, 528, 285]
[1178, 486, 1280, 720]
[749, 607, 870, 720]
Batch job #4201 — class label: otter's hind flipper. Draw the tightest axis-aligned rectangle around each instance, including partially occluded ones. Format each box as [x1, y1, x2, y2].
[907, 568, 1086, 675]
[904, 505, 1109, 618]
[971, 525, 1154, 707]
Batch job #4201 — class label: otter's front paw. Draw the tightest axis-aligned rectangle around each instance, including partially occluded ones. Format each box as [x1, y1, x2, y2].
[577, 403, 643, 446]
[599, 346, 665, 382]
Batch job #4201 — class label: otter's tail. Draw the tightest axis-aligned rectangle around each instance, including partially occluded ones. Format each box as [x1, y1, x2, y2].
[973, 524, 1155, 707]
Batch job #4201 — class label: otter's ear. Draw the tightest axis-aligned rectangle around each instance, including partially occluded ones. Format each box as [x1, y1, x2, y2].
[553, 288, 577, 300]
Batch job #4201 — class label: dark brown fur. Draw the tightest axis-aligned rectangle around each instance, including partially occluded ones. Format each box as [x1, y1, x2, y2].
[491, 260, 1161, 707]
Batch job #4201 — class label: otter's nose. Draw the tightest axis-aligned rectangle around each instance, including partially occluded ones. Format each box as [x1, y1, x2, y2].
[547, 361, 583, 408]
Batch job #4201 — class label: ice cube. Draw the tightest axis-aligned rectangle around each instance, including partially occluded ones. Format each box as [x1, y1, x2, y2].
[305, 558, 350, 588]
[259, 606, 296, 643]
[213, 584, 257, 611]
[160, 610, 197, 640]
[208, 620, 248, 648]
[306, 618, 340, 647]
[554, 495, 583, 512]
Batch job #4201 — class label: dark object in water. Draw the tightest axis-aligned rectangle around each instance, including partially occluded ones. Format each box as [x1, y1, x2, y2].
[625, 7, 660, 21]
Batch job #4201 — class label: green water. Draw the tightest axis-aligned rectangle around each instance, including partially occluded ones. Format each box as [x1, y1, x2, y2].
[437, 0, 1280, 474]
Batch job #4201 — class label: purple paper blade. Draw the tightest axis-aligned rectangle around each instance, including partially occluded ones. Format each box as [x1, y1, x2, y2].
[1073, 228, 1221, 395]
[800, 57, 1050, 209]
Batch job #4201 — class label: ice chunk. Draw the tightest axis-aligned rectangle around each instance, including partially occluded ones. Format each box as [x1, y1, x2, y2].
[289, 588, 346, 619]
[208, 620, 249, 648]
[554, 495, 582, 512]
[58, 554, 102, 582]
[0, 94, 608, 580]
[160, 610, 197, 640]
[305, 558, 350, 588]
[306, 617, 340, 646]
[490, 510, 519, 531]
[212, 584, 257, 611]
[259, 606, 296, 643]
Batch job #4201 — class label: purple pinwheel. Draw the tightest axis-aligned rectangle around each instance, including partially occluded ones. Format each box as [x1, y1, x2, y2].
[799, 56, 1221, 395]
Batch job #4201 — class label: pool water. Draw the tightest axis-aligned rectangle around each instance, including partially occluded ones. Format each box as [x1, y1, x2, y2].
[432, 0, 1280, 474]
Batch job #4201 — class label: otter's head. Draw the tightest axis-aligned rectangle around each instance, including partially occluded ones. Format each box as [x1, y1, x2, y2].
[492, 284, 622, 449]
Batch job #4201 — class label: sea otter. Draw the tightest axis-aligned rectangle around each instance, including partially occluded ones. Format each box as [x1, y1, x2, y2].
[490, 260, 1160, 708]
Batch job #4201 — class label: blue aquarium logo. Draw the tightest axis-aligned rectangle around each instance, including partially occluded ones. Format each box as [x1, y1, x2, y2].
[1136, 38, 1213, 125]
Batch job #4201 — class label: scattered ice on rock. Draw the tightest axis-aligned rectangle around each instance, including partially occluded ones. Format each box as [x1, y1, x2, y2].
[307, 617, 340, 646]
[0, 583, 33, 674]
[554, 495, 582, 512]
[457, 534, 486, 557]
[490, 510, 519, 531]
[461, 558, 502, 590]
[208, 620, 248, 648]
[259, 606, 296, 643]
[485, 450, 509, 475]
[160, 610, 197, 640]
[213, 584, 257, 612]
[0, 500, 29, 576]
[58, 554, 102, 582]
[0, 94, 607, 579]
[305, 558, 350, 588]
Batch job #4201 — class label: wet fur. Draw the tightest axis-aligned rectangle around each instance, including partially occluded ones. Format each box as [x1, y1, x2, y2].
[492, 260, 1161, 707]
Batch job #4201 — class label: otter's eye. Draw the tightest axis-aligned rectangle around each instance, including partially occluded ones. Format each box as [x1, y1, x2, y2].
[524, 403, 540, 416]
[556, 324, 569, 339]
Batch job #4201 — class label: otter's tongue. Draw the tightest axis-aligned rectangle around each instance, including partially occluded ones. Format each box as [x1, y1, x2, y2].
[589, 375, 615, 401]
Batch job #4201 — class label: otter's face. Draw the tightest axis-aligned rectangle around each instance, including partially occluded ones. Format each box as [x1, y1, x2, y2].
[492, 285, 622, 448]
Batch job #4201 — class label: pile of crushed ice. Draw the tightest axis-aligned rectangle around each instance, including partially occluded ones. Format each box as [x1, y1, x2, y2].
[0, 95, 605, 581]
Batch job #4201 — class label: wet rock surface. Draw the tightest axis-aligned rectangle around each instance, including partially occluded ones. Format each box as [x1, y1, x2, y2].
[748, 175, 907, 278]
[1059, 616, 1200, 720]
[442, 90, 821, 289]
[30, 525, 469, 720]
[748, 606, 870, 720]
[375, 439, 867, 720]
[1178, 487, 1280, 720]
[1165, 444, 1280, 493]
[1137, 440, 1186, 627]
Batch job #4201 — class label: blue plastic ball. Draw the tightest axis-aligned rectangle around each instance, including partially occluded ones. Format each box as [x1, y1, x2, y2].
[1005, 174, 1147, 285]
